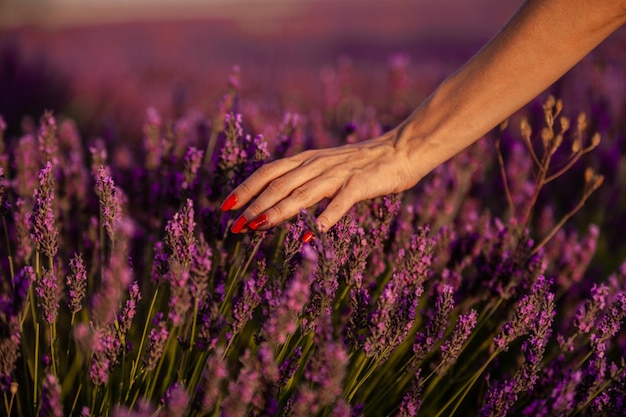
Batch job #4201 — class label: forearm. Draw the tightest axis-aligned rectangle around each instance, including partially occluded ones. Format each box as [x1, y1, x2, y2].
[394, 0, 626, 180]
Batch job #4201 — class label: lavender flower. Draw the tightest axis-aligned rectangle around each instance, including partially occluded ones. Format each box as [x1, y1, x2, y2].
[119, 281, 141, 336]
[89, 325, 121, 385]
[181, 146, 203, 190]
[30, 162, 58, 257]
[143, 107, 163, 170]
[37, 111, 59, 165]
[190, 234, 212, 301]
[91, 243, 132, 325]
[493, 275, 551, 351]
[278, 346, 303, 388]
[94, 165, 121, 243]
[199, 348, 228, 413]
[412, 285, 454, 365]
[232, 267, 267, 335]
[40, 373, 63, 417]
[438, 309, 478, 376]
[36, 268, 60, 324]
[300, 314, 349, 409]
[164, 198, 196, 268]
[66, 253, 87, 314]
[399, 370, 424, 417]
[15, 134, 39, 199]
[221, 349, 261, 417]
[590, 292, 626, 351]
[143, 313, 169, 371]
[161, 382, 190, 417]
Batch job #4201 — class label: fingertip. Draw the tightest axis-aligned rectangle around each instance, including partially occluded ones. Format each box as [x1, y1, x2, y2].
[231, 216, 248, 233]
[302, 230, 315, 243]
[221, 194, 237, 212]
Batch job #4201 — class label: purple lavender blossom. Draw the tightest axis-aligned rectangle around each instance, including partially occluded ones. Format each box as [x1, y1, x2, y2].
[493, 275, 551, 351]
[167, 268, 191, 327]
[66, 252, 87, 314]
[119, 281, 141, 336]
[278, 346, 303, 388]
[143, 107, 163, 170]
[37, 111, 58, 166]
[0, 268, 33, 389]
[113, 400, 156, 417]
[143, 313, 169, 371]
[13, 198, 33, 263]
[36, 268, 60, 324]
[263, 268, 311, 346]
[91, 243, 133, 325]
[412, 285, 454, 365]
[30, 162, 58, 257]
[164, 198, 196, 268]
[181, 146, 203, 190]
[89, 325, 121, 385]
[232, 267, 267, 335]
[221, 349, 260, 417]
[199, 348, 228, 413]
[15, 134, 40, 199]
[161, 382, 190, 417]
[302, 314, 349, 409]
[94, 165, 121, 243]
[438, 309, 478, 376]
[190, 234, 212, 301]
[40, 373, 63, 417]
[399, 370, 424, 417]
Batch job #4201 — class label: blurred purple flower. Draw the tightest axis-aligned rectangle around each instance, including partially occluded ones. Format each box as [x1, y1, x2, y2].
[40, 373, 63, 417]
[143, 313, 169, 371]
[119, 281, 141, 336]
[14, 134, 39, 199]
[399, 370, 424, 417]
[36, 267, 60, 324]
[164, 198, 196, 268]
[37, 111, 58, 166]
[161, 382, 190, 417]
[181, 146, 203, 190]
[199, 348, 228, 413]
[66, 252, 87, 314]
[94, 165, 121, 243]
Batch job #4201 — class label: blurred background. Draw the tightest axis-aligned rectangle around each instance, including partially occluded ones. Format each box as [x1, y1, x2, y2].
[0, 0, 524, 139]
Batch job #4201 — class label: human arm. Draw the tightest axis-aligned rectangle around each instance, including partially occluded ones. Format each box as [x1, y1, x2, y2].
[221, 0, 626, 234]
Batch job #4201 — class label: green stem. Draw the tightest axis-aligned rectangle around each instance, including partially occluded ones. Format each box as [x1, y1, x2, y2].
[431, 352, 498, 417]
[2, 215, 14, 279]
[127, 284, 161, 400]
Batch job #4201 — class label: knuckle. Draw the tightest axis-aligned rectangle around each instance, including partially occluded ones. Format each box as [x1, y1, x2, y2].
[255, 163, 275, 179]
[245, 201, 264, 217]
[290, 186, 309, 202]
[267, 178, 287, 194]
[270, 204, 285, 220]
[237, 181, 252, 197]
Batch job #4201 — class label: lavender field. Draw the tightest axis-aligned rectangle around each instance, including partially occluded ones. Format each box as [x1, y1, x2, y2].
[1, 2, 626, 416]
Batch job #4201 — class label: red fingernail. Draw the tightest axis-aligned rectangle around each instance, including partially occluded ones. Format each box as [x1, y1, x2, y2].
[231, 216, 248, 233]
[247, 214, 269, 230]
[302, 230, 314, 243]
[221, 194, 237, 212]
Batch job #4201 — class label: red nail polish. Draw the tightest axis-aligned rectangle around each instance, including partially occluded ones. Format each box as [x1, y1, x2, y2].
[231, 216, 248, 233]
[248, 214, 269, 230]
[221, 194, 237, 212]
[302, 230, 314, 243]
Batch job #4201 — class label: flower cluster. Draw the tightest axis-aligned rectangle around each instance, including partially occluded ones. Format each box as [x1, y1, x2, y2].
[0, 64, 624, 417]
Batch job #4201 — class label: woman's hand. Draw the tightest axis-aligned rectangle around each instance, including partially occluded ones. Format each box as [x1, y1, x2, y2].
[220, 131, 420, 234]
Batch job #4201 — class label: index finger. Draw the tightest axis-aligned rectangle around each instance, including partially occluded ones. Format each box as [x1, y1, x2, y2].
[220, 157, 302, 211]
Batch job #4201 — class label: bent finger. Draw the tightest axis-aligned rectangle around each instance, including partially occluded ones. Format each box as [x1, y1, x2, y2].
[315, 178, 365, 232]
[220, 158, 301, 211]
